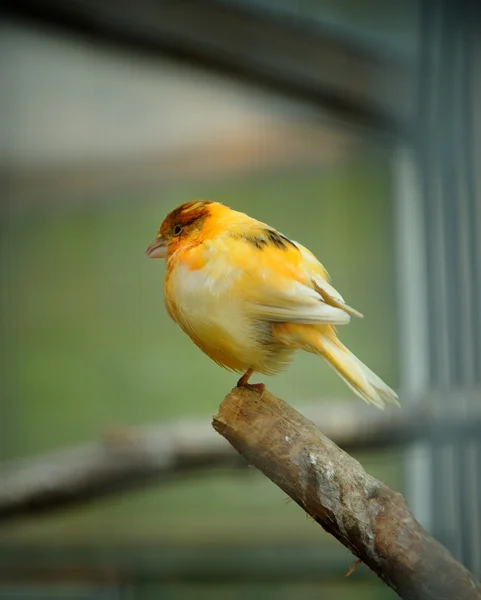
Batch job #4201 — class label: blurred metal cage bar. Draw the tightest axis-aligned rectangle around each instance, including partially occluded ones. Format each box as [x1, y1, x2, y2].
[0, 0, 413, 134]
[398, 0, 481, 577]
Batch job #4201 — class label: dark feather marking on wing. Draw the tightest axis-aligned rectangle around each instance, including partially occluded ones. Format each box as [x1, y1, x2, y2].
[235, 229, 298, 251]
[244, 235, 268, 250]
[266, 230, 298, 250]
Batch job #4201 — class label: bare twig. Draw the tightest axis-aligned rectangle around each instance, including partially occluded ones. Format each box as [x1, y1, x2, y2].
[0, 419, 231, 521]
[1, 393, 480, 521]
[212, 387, 481, 600]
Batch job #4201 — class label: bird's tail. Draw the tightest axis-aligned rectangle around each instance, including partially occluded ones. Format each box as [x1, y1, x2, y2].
[319, 336, 399, 409]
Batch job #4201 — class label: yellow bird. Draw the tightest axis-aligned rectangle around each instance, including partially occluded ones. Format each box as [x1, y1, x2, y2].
[146, 200, 398, 408]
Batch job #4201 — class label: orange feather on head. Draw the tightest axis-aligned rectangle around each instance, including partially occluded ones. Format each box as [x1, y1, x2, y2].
[146, 200, 214, 259]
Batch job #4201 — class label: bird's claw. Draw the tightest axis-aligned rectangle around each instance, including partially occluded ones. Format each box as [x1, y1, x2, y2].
[236, 369, 265, 394]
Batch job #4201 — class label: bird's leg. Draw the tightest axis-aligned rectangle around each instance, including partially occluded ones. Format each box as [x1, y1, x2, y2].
[236, 368, 265, 394]
[237, 368, 254, 387]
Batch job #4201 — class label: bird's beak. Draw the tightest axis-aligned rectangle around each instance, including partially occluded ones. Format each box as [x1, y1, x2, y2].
[146, 236, 168, 259]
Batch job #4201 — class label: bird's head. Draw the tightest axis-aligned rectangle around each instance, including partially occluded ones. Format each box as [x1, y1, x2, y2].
[146, 200, 218, 259]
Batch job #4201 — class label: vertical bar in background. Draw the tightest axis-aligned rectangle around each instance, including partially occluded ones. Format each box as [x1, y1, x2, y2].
[462, 0, 481, 575]
[431, 0, 462, 561]
[393, 144, 432, 530]
[403, 0, 481, 577]
[449, 0, 479, 570]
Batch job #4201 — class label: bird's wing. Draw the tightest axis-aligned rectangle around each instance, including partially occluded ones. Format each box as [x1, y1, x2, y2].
[296, 241, 363, 318]
[223, 229, 362, 325]
[311, 276, 363, 319]
[252, 302, 350, 324]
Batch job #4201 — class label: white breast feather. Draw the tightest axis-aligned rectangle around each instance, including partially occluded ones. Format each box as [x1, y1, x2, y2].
[169, 260, 250, 348]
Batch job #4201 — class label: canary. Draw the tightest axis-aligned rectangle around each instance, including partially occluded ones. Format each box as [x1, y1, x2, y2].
[146, 200, 398, 408]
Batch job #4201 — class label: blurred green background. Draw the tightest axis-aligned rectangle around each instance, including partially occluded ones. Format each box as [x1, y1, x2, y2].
[0, 12, 403, 600]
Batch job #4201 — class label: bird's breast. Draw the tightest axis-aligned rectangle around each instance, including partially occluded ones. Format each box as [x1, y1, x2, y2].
[166, 255, 241, 322]
[164, 257, 260, 370]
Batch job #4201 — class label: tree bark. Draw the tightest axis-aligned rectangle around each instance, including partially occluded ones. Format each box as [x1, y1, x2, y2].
[212, 386, 481, 600]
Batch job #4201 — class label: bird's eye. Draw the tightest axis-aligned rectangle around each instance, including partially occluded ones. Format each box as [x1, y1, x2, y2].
[173, 225, 183, 236]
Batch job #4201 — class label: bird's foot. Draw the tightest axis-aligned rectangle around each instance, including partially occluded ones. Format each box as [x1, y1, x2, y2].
[236, 369, 265, 394]
[243, 382, 266, 394]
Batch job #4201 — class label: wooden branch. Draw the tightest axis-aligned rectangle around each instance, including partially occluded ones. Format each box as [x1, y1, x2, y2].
[1, 394, 481, 521]
[0, 420, 230, 520]
[212, 387, 481, 600]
